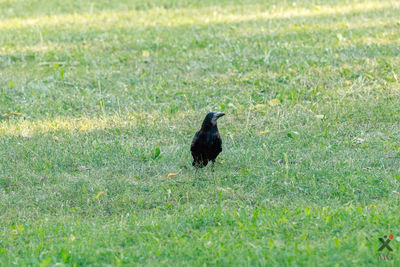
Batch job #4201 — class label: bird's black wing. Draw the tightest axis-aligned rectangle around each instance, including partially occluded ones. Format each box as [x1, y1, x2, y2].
[209, 132, 222, 160]
[190, 130, 201, 153]
[191, 130, 209, 167]
[191, 130, 202, 165]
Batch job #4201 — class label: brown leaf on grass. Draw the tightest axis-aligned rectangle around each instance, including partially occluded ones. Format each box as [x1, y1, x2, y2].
[168, 173, 178, 178]
[2, 112, 22, 118]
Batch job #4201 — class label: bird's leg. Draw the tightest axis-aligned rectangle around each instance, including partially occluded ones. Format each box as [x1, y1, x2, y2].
[192, 167, 199, 186]
[211, 160, 217, 184]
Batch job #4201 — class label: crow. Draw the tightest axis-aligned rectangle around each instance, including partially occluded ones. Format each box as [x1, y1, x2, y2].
[191, 112, 225, 170]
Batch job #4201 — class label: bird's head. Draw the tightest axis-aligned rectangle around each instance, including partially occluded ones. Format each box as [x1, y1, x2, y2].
[202, 112, 225, 129]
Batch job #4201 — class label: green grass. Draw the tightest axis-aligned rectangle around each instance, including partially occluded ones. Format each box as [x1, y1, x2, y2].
[1, 0, 400, 265]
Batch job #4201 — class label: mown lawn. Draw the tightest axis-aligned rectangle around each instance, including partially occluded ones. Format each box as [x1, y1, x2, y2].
[1, 0, 400, 265]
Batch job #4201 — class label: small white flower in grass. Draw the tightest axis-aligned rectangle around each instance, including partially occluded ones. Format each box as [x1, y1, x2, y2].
[167, 189, 171, 199]
[396, 236, 400, 242]
[21, 133, 32, 139]
[353, 137, 365, 143]
[77, 166, 90, 171]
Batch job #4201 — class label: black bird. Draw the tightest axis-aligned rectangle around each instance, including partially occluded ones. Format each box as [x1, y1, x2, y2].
[191, 112, 225, 170]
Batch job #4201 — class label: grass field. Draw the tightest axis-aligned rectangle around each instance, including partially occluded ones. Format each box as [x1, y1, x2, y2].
[1, 0, 400, 265]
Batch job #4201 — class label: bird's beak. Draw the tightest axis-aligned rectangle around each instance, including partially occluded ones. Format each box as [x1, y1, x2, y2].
[216, 112, 225, 118]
